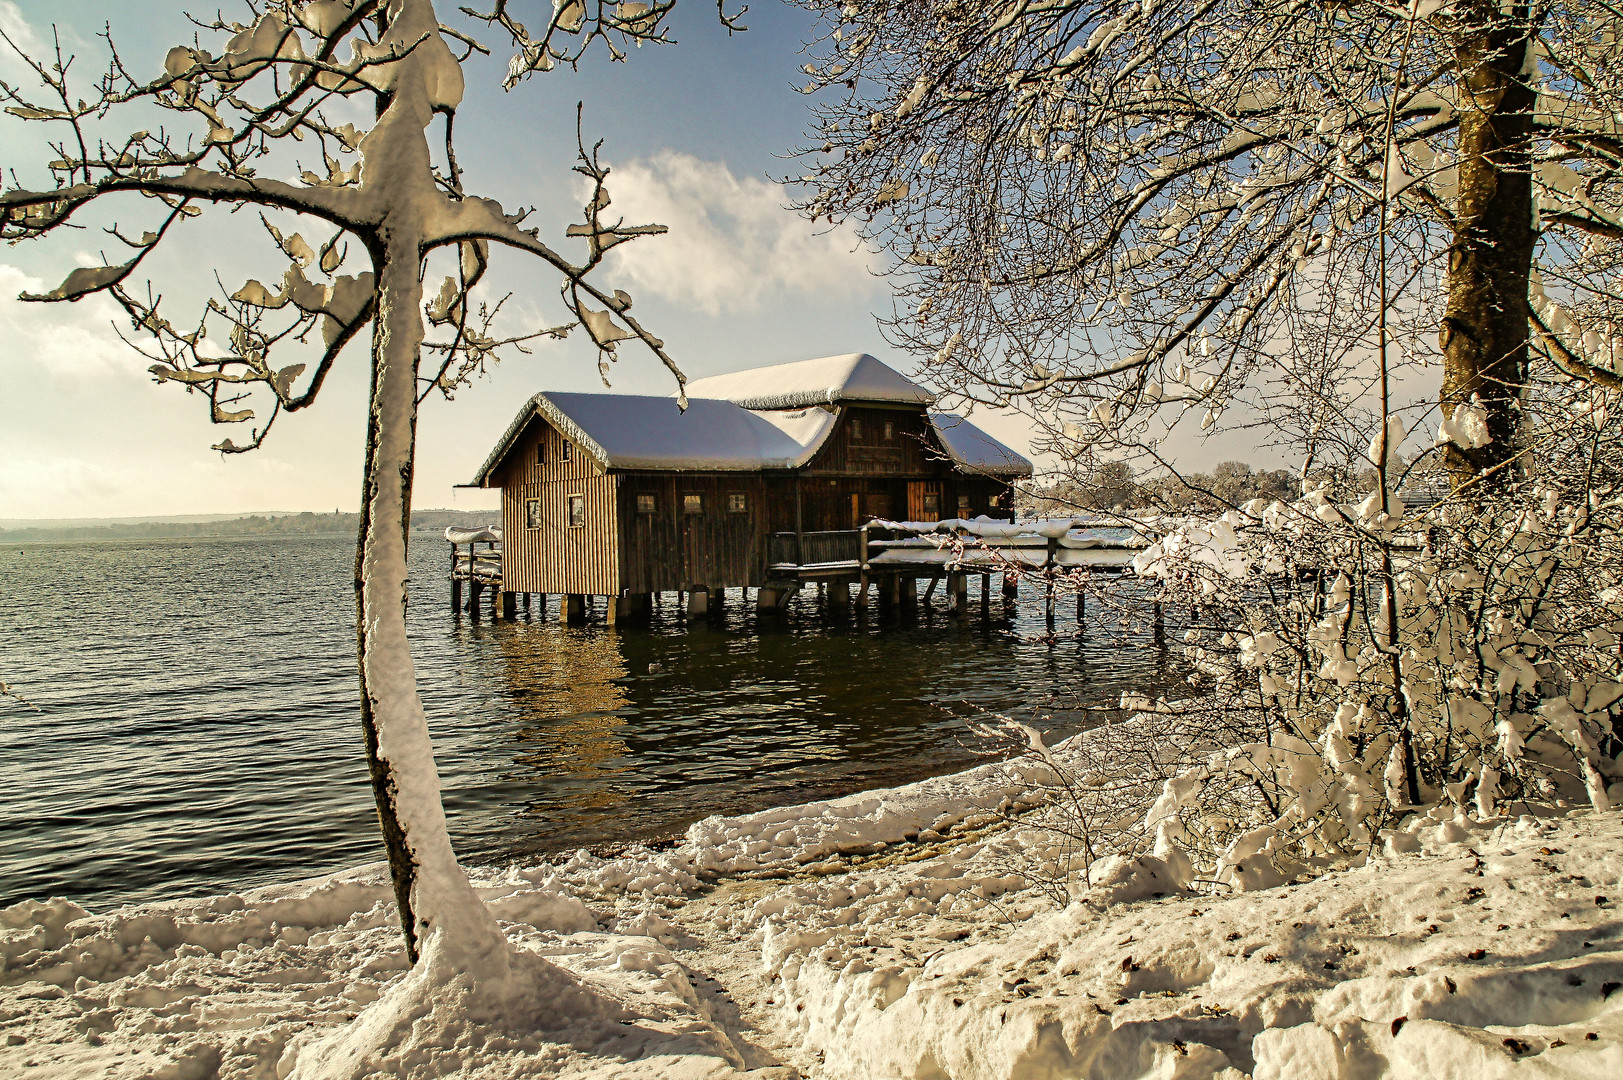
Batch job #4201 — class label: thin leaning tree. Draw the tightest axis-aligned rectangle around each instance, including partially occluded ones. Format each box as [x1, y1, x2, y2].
[1, 0, 696, 977]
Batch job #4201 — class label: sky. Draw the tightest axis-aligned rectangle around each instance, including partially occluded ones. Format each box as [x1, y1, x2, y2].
[0, 0, 1276, 520]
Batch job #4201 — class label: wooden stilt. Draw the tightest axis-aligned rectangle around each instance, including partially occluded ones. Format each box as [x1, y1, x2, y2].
[687, 586, 711, 619]
[501, 590, 517, 620]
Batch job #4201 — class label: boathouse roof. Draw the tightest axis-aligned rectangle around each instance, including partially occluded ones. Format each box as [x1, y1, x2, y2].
[469, 393, 835, 482]
[468, 355, 1032, 484]
[682, 352, 936, 410]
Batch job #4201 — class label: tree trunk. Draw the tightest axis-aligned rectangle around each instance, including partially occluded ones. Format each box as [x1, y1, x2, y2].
[354, 232, 507, 973]
[1438, 0, 1538, 492]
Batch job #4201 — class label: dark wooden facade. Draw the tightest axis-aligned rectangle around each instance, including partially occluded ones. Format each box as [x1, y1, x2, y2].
[487, 402, 1015, 596]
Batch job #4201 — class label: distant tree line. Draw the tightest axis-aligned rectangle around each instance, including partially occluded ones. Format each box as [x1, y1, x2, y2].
[1, 509, 497, 544]
[1022, 458, 1455, 517]
[1024, 461, 1297, 515]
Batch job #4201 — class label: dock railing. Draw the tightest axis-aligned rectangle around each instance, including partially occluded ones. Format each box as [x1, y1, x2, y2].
[768, 530, 865, 573]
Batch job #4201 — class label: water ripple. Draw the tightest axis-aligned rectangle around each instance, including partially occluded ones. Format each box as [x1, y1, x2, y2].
[0, 534, 1180, 908]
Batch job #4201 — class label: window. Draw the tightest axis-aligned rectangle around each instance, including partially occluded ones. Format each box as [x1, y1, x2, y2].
[958, 495, 972, 516]
[922, 492, 941, 518]
[536, 442, 545, 465]
[851, 417, 863, 441]
[883, 420, 895, 441]
[567, 494, 585, 528]
[561, 441, 572, 462]
[728, 492, 748, 514]
[525, 497, 542, 530]
[636, 493, 657, 515]
[683, 493, 704, 515]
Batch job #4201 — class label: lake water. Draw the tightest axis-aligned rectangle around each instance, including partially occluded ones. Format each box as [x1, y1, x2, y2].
[0, 533, 1180, 909]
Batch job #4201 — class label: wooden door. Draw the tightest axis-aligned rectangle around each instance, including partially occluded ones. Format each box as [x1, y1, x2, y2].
[907, 481, 941, 522]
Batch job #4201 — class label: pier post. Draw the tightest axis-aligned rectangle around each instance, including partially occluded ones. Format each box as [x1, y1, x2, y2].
[522, 592, 531, 614]
[1076, 586, 1085, 625]
[900, 576, 918, 620]
[561, 594, 585, 624]
[687, 586, 711, 620]
[451, 578, 462, 614]
[1002, 571, 1018, 600]
[469, 580, 483, 618]
[949, 572, 968, 616]
[501, 590, 516, 620]
[1153, 598, 1165, 646]
[828, 578, 850, 614]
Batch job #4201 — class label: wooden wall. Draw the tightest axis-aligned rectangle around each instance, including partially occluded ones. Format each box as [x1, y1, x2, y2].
[616, 473, 768, 592]
[497, 417, 620, 595]
[491, 403, 1017, 593]
[802, 406, 942, 478]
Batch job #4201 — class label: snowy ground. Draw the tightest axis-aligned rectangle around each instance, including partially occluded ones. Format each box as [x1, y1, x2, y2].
[4, 715, 1621, 1079]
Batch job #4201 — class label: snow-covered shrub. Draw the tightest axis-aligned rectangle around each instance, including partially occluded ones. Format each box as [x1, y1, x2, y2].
[1121, 387, 1623, 888]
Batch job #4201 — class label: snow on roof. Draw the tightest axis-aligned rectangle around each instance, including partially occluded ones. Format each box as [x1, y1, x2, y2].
[929, 413, 1033, 477]
[682, 352, 937, 410]
[469, 392, 837, 483]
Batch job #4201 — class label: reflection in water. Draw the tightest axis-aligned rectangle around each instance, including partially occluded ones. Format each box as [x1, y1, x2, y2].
[0, 534, 1185, 907]
[496, 627, 633, 810]
[454, 582, 1183, 865]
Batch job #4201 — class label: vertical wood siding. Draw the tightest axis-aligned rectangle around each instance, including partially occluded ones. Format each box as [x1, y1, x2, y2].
[491, 403, 1017, 592]
[497, 417, 620, 594]
[617, 473, 767, 590]
[802, 405, 943, 477]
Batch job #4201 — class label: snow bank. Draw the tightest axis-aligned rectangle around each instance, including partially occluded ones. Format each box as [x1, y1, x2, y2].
[0, 862, 786, 1078]
[6, 714, 1620, 1079]
[737, 807, 1623, 1079]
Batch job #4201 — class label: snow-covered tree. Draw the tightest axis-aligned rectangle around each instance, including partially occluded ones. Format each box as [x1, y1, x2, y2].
[789, 0, 1623, 489]
[0, 0, 695, 988]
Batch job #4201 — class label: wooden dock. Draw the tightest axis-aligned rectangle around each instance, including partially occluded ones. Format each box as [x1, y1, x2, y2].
[449, 520, 1150, 629]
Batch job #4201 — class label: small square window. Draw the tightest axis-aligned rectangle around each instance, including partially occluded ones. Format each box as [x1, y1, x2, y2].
[525, 497, 542, 530]
[683, 493, 704, 515]
[883, 420, 895, 441]
[567, 494, 585, 528]
[922, 492, 940, 518]
[728, 492, 748, 514]
[958, 495, 972, 516]
[636, 493, 656, 514]
[561, 441, 572, 461]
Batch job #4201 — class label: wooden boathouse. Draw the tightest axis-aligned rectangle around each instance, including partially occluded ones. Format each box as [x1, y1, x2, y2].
[457, 352, 1032, 621]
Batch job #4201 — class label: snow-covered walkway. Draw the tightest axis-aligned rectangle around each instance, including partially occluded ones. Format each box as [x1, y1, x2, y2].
[3, 717, 1620, 1078]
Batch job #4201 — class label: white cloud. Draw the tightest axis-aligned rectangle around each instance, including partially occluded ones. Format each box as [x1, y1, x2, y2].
[598, 152, 882, 316]
[0, 263, 145, 384]
[0, 3, 45, 69]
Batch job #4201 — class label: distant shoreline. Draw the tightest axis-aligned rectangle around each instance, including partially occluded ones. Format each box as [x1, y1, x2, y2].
[0, 510, 497, 545]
